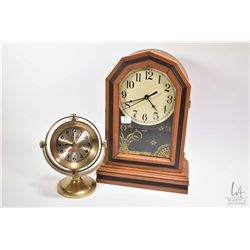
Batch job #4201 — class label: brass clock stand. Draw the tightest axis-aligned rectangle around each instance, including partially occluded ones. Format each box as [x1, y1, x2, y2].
[40, 114, 105, 198]
[57, 175, 96, 199]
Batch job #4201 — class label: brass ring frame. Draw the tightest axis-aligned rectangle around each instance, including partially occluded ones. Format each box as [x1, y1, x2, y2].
[41, 115, 105, 176]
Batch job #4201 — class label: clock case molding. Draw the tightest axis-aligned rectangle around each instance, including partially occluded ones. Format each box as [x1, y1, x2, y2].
[97, 49, 191, 194]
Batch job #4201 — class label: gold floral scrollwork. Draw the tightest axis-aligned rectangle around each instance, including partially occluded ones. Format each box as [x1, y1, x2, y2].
[119, 129, 143, 154]
[120, 125, 127, 131]
[153, 144, 171, 158]
[119, 127, 171, 158]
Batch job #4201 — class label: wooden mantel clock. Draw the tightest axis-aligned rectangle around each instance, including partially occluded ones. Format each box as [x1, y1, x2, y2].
[97, 49, 191, 194]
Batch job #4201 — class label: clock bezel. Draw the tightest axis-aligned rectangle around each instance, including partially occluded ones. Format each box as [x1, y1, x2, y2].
[113, 60, 182, 167]
[50, 121, 100, 171]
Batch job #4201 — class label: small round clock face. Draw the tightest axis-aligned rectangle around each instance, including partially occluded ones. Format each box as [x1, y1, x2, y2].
[56, 127, 92, 162]
[119, 67, 176, 125]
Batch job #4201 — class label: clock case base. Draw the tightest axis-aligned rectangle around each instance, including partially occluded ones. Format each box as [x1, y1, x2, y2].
[97, 159, 189, 194]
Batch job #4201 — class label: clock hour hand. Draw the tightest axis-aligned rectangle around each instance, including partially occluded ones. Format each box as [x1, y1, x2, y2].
[147, 91, 158, 98]
[58, 137, 74, 146]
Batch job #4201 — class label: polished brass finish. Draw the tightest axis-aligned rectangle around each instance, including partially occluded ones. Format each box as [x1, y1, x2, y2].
[57, 175, 96, 198]
[40, 141, 46, 148]
[56, 127, 91, 163]
[102, 140, 107, 148]
[40, 114, 105, 198]
[50, 121, 100, 172]
[71, 114, 77, 121]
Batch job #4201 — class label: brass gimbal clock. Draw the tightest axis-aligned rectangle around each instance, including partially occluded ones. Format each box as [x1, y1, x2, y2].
[40, 114, 105, 198]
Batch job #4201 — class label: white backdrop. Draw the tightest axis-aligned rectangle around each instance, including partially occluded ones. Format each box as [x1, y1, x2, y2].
[2, 43, 249, 206]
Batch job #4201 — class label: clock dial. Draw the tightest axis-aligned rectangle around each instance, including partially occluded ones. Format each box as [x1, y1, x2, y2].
[56, 127, 92, 162]
[119, 67, 176, 126]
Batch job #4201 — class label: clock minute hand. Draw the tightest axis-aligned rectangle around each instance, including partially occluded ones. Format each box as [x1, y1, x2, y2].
[146, 98, 158, 112]
[121, 97, 145, 105]
[124, 98, 146, 109]
[121, 91, 158, 105]
[122, 91, 158, 104]
[123, 91, 158, 109]
[145, 91, 158, 112]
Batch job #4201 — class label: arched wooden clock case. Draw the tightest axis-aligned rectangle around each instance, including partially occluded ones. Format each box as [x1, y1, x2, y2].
[97, 49, 191, 194]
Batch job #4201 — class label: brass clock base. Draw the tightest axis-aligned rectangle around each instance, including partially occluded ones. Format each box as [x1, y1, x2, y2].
[57, 175, 96, 198]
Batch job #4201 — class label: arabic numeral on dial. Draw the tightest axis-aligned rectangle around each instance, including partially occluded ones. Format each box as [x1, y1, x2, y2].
[145, 71, 153, 80]
[164, 105, 167, 113]
[158, 75, 161, 84]
[73, 156, 76, 161]
[121, 90, 127, 98]
[165, 84, 171, 92]
[135, 73, 141, 82]
[153, 112, 159, 120]
[133, 110, 137, 118]
[124, 102, 130, 109]
[142, 113, 147, 122]
[167, 95, 174, 104]
[126, 80, 134, 89]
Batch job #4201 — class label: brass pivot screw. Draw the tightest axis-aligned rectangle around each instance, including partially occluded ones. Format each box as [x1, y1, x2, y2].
[102, 141, 107, 148]
[71, 114, 77, 120]
[40, 141, 46, 148]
